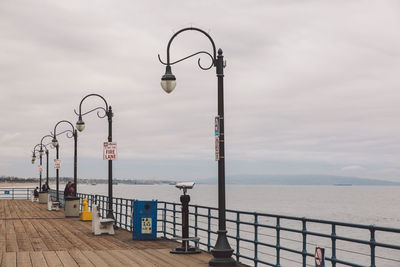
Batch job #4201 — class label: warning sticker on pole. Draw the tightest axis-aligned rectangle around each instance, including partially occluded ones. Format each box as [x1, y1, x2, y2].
[315, 247, 325, 267]
[103, 142, 117, 160]
[141, 217, 152, 234]
[38, 165, 43, 173]
[215, 136, 220, 161]
[54, 159, 61, 169]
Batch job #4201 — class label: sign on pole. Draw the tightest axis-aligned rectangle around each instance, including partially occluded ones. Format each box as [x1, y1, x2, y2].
[38, 165, 43, 173]
[315, 247, 325, 267]
[215, 116, 220, 161]
[54, 159, 61, 169]
[103, 142, 117, 160]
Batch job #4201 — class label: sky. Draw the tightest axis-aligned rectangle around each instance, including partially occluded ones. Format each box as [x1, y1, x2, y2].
[1, 0, 400, 181]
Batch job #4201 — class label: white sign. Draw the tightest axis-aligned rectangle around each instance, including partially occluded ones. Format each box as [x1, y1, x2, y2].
[103, 142, 117, 160]
[141, 217, 152, 234]
[54, 159, 61, 169]
[38, 165, 43, 173]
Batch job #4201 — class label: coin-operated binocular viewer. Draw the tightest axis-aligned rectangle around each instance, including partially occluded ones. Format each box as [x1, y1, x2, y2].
[170, 182, 201, 254]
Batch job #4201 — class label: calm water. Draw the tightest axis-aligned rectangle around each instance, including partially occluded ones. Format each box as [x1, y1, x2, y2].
[77, 183, 400, 227]
[76, 184, 400, 266]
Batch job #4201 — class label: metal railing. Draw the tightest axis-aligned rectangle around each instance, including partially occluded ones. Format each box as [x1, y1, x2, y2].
[158, 202, 400, 267]
[0, 187, 34, 199]
[4, 188, 400, 266]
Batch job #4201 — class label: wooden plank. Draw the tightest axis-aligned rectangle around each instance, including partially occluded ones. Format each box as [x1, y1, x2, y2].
[2, 251, 17, 267]
[42, 251, 63, 267]
[30, 251, 48, 267]
[118, 249, 159, 266]
[93, 250, 126, 267]
[156, 248, 208, 265]
[127, 249, 173, 267]
[16, 251, 32, 267]
[55, 251, 79, 267]
[68, 250, 95, 267]
[80, 250, 110, 267]
[107, 250, 140, 267]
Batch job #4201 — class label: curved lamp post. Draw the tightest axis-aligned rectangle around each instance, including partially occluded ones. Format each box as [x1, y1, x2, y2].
[75, 93, 114, 219]
[158, 27, 234, 266]
[39, 135, 55, 187]
[31, 144, 45, 190]
[52, 120, 78, 198]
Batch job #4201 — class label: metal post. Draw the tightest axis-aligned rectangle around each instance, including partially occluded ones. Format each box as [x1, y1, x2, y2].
[370, 226, 376, 267]
[39, 154, 43, 191]
[74, 130, 78, 196]
[46, 150, 49, 185]
[56, 144, 59, 202]
[210, 49, 235, 266]
[302, 218, 307, 267]
[331, 224, 336, 267]
[276, 217, 281, 267]
[107, 106, 114, 219]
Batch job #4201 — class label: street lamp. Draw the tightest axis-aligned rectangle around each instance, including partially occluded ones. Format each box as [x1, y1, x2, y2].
[40, 135, 55, 188]
[52, 120, 78, 198]
[158, 27, 234, 266]
[32, 145, 43, 190]
[75, 93, 114, 219]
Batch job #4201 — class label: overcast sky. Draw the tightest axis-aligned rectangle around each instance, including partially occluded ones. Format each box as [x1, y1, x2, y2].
[1, 0, 399, 181]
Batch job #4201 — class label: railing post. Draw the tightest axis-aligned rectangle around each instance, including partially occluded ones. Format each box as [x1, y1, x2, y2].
[276, 217, 281, 267]
[236, 212, 240, 263]
[302, 218, 307, 267]
[331, 224, 336, 267]
[207, 208, 211, 252]
[119, 198, 123, 228]
[254, 213, 258, 267]
[194, 206, 198, 246]
[27, 188, 29, 200]
[12, 188, 14, 200]
[173, 203, 177, 237]
[370, 225, 376, 267]
[163, 202, 167, 238]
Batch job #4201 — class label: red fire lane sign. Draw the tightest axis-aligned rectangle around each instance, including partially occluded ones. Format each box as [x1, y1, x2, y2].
[103, 142, 117, 160]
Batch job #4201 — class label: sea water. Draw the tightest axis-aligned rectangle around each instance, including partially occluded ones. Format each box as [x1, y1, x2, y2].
[76, 184, 400, 266]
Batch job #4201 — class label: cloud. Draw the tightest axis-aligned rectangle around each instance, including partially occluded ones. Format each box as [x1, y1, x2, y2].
[0, 0, 400, 180]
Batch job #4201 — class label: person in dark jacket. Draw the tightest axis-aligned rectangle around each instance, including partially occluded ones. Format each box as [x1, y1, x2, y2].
[64, 182, 71, 200]
[34, 187, 39, 197]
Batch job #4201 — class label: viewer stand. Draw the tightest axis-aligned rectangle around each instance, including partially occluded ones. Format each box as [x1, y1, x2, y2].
[171, 182, 201, 254]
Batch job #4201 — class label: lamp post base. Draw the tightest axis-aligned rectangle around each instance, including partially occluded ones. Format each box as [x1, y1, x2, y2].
[209, 230, 235, 266]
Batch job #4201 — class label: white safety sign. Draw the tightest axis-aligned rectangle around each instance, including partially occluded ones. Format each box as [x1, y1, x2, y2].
[103, 142, 117, 160]
[141, 217, 152, 234]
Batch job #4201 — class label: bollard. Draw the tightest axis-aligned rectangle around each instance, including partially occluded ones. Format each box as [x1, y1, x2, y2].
[81, 199, 92, 221]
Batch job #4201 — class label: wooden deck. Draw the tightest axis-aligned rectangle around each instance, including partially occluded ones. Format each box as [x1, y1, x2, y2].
[0, 200, 243, 267]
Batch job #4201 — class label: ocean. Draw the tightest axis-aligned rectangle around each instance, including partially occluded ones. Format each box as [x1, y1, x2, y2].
[75, 183, 400, 266]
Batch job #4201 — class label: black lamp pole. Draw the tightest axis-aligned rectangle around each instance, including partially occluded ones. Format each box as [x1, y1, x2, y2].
[75, 94, 114, 219]
[40, 135, 54, 187]
[52, 121, 78, 196]
[32, 144, 43, 190]
[159, 27, 234, 266]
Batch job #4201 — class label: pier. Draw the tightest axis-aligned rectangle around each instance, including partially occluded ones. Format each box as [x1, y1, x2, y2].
[0, 199, 242, 266]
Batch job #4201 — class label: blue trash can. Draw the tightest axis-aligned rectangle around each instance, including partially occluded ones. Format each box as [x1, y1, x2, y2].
[132, 200, 157, 240]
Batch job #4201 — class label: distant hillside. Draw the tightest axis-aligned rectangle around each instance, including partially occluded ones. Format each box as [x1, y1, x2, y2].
[197, 174, 400, 186]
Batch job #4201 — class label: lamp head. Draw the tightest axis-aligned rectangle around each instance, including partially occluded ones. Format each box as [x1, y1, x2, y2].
[39, 148, 44, 156]
[76, 116, 85, 132]
[32, 153, 36, 163]
[52, 137, 58, 147]
[161, 65, 176, 93]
